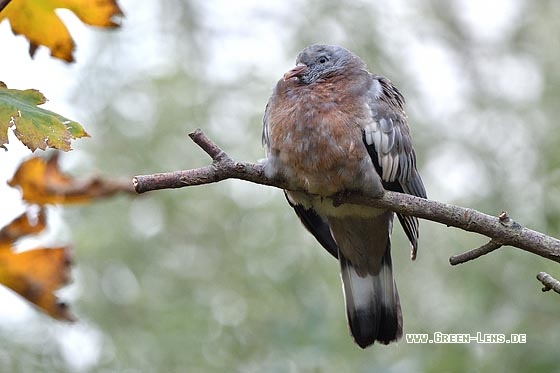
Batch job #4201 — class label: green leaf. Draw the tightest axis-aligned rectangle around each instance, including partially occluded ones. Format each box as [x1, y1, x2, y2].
[0, 84, 89, 152]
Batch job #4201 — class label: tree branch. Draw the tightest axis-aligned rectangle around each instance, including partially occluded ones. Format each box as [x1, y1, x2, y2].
[537, 272, 560, 295]
[449, 239, 502, 265]
[0, 0, 12, 14]
[133, 129, 560, 289]
[133, 130, 292, 192]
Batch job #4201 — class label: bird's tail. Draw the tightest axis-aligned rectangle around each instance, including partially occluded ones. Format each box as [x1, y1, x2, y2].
[339, 243, 402, 348]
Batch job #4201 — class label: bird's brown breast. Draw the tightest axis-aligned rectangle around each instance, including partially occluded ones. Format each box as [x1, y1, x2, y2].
[266, 78, 372, 196]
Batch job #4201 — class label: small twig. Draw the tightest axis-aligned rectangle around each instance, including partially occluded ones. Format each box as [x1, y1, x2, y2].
[132, 129, 560, 267]
[0, 0, 13, 14]
[189, 129, 227, 161]
[537, 272, 560, 294]
[449, 239, 502, 265]
[47, 177, 136, 198]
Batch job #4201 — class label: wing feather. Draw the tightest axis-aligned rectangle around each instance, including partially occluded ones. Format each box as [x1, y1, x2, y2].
[284, 192, 339, 259]
[363, 75, 427, 258]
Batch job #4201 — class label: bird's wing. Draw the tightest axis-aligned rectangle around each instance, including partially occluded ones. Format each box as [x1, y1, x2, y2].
[363, 75, 427, 259]
[284, 192, 339, 259]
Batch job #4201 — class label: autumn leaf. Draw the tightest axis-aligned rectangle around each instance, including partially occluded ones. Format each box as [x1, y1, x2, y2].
[0, 83, 89, 151]
[0, 0, 124, 62]
[8, 153, 135, 205]
[0, 209, 74, 321]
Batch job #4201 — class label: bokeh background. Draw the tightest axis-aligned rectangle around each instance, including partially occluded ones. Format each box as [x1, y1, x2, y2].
[1, 0, 560, 371]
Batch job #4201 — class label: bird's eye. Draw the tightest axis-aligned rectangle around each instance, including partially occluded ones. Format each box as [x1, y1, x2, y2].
[318, 56, 328, 64]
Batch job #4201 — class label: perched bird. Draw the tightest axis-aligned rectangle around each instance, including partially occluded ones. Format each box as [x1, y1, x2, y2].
[262, 44, 426, 348]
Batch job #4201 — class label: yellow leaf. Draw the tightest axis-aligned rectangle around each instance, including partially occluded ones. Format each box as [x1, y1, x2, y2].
[0, 209, 74, 321]
[0, 0, 124, 62]
[57, 0, 123, 27]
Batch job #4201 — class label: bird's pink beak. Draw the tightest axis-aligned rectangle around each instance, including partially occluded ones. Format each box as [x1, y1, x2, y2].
[283, 63, 308, 81]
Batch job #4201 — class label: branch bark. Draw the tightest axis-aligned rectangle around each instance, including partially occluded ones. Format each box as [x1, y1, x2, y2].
[133, 129, 560, 288]
[0, 0, 12, 14]
[537, 272, 560, 295]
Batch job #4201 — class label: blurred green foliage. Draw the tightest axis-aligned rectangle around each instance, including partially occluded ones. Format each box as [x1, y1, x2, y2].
[2, 0, 560, 371]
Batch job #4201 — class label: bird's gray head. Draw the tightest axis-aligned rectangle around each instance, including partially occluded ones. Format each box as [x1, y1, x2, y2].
[283, 44, 365, 84]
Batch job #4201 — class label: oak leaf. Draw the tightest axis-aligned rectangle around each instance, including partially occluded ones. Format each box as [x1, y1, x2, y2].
[0, 208, 74, 321]
[0, 0, 124, 62]
[0, 82, 89, 151]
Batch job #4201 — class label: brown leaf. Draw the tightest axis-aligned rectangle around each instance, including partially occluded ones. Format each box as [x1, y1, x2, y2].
[8, 153, 135, 205]
[0, 207, 46, 243]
